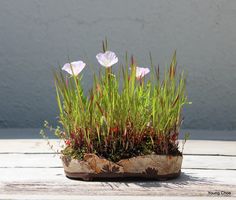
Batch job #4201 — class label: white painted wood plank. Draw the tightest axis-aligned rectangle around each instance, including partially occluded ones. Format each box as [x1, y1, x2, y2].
[0, 168, 235, 185]
[0, 153, 62, 168]
[0, 139, 236, 155]
[0, 154, 236, 170]
[0, 195, 234, 200]
[0, 139, 62, 153]
[0, 137, 235, 198]
[183, 140, 236, 155]
[0, 168, 235, 196]
[182, 155, 236, 170]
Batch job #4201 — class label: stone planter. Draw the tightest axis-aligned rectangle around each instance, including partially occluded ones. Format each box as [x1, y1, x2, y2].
[61, 153, 182, 181]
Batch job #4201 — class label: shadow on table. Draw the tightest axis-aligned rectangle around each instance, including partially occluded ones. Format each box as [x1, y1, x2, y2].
[132, 172, 212, 188]
[85, 172, 213, 189]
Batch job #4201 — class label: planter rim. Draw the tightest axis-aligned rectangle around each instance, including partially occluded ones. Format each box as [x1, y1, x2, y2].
[61, 153, 183, 160]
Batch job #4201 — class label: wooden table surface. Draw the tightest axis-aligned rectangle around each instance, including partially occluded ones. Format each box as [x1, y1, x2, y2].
[0, 139, 235, 199]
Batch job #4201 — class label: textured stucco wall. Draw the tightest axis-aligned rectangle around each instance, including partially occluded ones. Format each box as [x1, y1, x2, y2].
[0, 0, 235, 129]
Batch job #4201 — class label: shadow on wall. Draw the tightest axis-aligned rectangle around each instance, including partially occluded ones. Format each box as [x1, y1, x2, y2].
[0, 129, 235, 140]
[0, 0, 235, 129]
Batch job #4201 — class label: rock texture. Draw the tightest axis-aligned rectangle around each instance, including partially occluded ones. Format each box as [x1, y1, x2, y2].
[118, 155, 182, 175]
[61, 154, 182, 180]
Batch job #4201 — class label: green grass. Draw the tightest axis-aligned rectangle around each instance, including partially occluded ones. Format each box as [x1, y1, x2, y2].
[41, 41, 191, 162]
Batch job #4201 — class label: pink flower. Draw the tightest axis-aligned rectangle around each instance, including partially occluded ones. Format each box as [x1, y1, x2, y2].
[62, 61, 86, 76]
[135, 67, 150, 79]
[96, 51, 118, 68]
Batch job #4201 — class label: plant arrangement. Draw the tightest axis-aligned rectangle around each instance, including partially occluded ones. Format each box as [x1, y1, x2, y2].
[42, 40, 191, 180]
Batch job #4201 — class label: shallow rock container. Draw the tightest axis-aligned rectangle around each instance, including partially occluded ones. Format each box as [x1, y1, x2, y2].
[61, 153, 183, 181]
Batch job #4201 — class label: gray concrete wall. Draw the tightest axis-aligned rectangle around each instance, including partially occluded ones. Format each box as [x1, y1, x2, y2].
[0, 0, 235, 129]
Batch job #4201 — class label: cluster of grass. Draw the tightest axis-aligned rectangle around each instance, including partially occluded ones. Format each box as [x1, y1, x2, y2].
[42, 41, 190, 162]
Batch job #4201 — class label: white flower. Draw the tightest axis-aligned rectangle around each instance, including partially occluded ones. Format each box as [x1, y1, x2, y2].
[96, 51, 118, 68]
[62, 61, 86, 76]
[135, 67, 150, 79]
